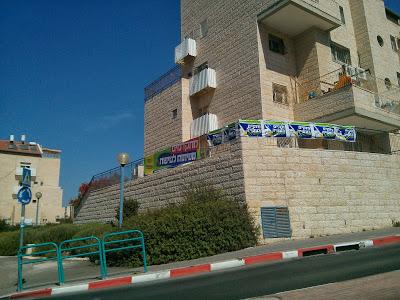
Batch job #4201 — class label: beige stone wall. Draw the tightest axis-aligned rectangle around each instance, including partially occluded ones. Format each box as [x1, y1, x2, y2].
[241, 137, 400, 239]
[0, 153, 64, 225]
[144, 80, 185, 156]
[350, 0, 400, 93]
[76, 135, 400, 241]
[258, 23, 296, 120]
[74, 140, 246, 224]
[180, 0, 280, 128]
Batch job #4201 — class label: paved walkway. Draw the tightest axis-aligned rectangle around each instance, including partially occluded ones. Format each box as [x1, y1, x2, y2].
[255, 270, 400, 300]
[1, 227, 399, 297]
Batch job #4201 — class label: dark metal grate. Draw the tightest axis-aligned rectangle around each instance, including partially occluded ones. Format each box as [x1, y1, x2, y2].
[144, 66, 182, 101]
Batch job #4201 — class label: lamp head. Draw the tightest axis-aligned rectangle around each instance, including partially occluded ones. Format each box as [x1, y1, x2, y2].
[117, 153, 129, 166]
[35, 191, 42, 200]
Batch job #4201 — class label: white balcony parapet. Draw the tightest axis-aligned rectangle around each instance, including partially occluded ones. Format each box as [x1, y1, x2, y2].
[191, 113, 219, 138]
[15, 167, 37, 180]
[175, 38, 197, 64]
[190, 68, 217, 96]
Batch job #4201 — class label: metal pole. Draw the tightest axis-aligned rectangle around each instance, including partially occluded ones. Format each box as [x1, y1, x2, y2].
[19, 204, 26, 249]
[118, 165, 124, 228]
[35, 198, 40, 226]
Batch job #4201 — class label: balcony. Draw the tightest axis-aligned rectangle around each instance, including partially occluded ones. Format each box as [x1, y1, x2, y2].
[258, 0, 341, 37]
[293, 68, 400, 132]
[191, 113, 218, 138]
[190, 68, 217, 96]
[15, 167, 37, 180]
[175, 38, 197, 64]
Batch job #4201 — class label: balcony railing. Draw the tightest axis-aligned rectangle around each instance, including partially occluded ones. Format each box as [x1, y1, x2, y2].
[144, 66, 182, 102]
[189, 67, 217, 96]
[295, 67, 400, 115]
[175, 38, 197, 64]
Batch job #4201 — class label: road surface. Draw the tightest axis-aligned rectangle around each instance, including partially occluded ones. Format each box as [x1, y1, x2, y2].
[45, 243, 400, 300]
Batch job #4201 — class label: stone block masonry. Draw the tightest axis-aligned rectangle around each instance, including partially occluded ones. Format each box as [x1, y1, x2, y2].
[75, 136, 400, 242]
[74, 140, 246, 224]
[241, 137, 400, 239]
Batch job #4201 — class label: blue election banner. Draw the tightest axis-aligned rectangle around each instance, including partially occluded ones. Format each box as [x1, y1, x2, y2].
[17, 186, 32, 205]
[22, 168, 31, 187]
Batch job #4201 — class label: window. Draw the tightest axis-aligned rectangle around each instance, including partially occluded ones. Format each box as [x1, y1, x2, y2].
[200, 19, 208, 38]
[390, 35, 398, 52]
[172, 109, 178, 120]
[194, 61, 208, 75]
[272, 83, 288, 105]
[269, 34, 285, 55]
[377, 35, 384, 47]
[385, 78, 392, 89]
[330, 42, 351, 65]
[397, 72, 400, 87]
[339, 6, 346, 24]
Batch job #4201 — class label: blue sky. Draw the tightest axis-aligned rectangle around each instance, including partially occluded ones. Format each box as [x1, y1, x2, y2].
[0, 0, 399, 206]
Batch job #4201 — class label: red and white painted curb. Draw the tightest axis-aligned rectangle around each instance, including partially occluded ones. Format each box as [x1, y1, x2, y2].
[8, 234, 400, 299]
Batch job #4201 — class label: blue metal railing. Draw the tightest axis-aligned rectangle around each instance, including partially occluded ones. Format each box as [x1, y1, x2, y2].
[74, 159, 144, 218]
[58, 236, 106, 284]
[102, 230, 147, 277]
[144, 66, 181, 101]
[17, 242, 61, 291]
[16, 230, 147, 290]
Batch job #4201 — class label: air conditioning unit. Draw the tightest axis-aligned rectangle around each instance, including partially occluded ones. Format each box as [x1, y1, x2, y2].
[356, 67, 367, 80]
[345, 65, 357, 77]
[191, 113, 218, 138]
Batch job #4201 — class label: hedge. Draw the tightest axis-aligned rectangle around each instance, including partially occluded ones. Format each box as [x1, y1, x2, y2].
[0, 186, 259, 267]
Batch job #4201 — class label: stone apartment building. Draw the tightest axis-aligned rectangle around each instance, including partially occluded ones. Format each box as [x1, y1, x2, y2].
[75, 0, 400, 240]
[0, 135, 66, 225]
[145, 0, 400, 155]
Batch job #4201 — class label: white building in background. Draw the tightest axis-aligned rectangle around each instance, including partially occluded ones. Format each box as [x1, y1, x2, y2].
[0, 135, 66, 225]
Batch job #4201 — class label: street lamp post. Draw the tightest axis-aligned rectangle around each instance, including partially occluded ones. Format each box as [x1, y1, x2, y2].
[117, 153, 129, 228]
[35, 192, 42, 226]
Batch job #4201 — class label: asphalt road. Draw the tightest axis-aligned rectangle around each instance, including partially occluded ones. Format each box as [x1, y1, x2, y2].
[45, 244, 400, 300]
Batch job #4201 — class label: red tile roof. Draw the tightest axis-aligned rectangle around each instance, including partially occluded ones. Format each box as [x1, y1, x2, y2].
[0, 140, 42, 157]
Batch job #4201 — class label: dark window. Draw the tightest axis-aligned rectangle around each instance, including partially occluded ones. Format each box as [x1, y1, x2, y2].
[331, 42, 351, 65]
[386, 9, 400, 25]
[390, 35, 398, 51]
[339, 6, 346, 24]
[200, 19, 208, 38]
[261, 207, 292, 238]
[172, 109, 178, 120]
[377, 35, 384, 47]
[397, 72, 400, 87]
[273, 83, 288, 105]
[194, 61, 208, 75]
[269, 34, 285, 55]
[385, 78, 392, 89]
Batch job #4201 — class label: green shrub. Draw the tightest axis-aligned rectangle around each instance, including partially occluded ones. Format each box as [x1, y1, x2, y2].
[0, 219, 18, 233]
[0, 231, 20, 256]
[115, 198, 139, 224]
[106, 185, 259, 267]
[0, 186, 259, 268]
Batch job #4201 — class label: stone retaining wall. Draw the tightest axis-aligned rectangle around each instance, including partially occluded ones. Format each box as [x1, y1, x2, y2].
[241, 138, 400, 239]
[74, 140, 245, 224]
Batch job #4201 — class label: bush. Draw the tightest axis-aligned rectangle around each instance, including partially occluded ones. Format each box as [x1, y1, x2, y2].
[0, 231, 20, 256]
[0, 185, 259, 268]
[0, 219, 18, 233]
[107, 185, 259, 267]
[115, 198, 139, 224]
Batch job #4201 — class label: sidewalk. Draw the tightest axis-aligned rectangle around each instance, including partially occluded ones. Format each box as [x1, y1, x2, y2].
[3, 227, 400, 299]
